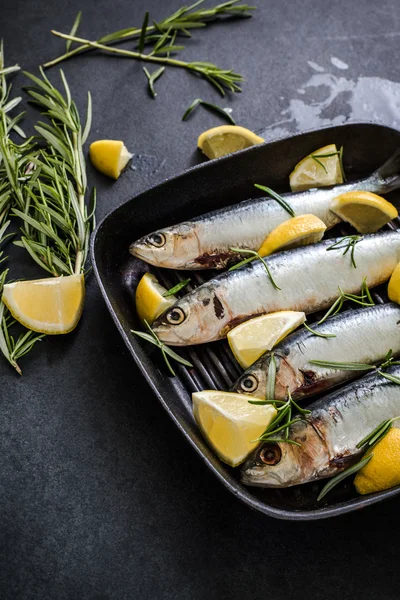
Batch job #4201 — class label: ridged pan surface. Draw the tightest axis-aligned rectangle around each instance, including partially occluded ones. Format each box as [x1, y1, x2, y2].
[91, 123, 400, 520]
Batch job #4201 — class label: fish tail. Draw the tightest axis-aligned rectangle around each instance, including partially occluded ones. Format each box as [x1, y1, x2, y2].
[372, 148, 400, 192]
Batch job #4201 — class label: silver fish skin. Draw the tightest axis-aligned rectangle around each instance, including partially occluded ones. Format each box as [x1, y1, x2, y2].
[152, 231, 400, 346]
[232, 303, 400, 400]
[241, 366, 400, 488]
[130, 149, 400, 269]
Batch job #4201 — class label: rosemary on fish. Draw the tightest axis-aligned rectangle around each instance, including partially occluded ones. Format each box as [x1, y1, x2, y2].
[310, 146, 346, 181]
[316, 278, 374, 325]
[310, 348, 400, 374]
[162, 278, 191, 297]
[131, 319, 193, 376]
[327, 235, 363, 269]
[182, 98, 236, 124]
[253, 184, 296, 218]
[303, 322, 336, 339]
[229, 247, 281, 290]
[318, 414, 400, 501]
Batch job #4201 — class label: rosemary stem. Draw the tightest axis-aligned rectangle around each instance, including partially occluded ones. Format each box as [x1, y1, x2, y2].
[72, 131, 86, 276]
[43, 27, 144, 68]
[50, 31, 211, 72]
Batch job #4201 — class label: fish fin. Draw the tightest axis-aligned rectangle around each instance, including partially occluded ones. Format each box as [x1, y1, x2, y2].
[373, 148, 400, 191]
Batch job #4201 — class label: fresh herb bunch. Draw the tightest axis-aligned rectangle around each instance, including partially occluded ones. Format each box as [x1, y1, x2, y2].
[43, 1, 255, 96]
[3, 68, 96, 277]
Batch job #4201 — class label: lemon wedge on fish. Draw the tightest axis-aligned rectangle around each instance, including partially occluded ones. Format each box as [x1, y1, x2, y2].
[197, 125, 264, 159]
[354, 427, 400, 495]
[227, 311, 306, 369]
[135, 272, 176, 324]
[1, 274, 85, 334]
[289, 144, 343, 192]
[388, 262, 400, 304]
[193, 390, 277, 466]
[89, 140, 132, 179]
[258, 214, 327, 257]
[330, 191, 398, 233]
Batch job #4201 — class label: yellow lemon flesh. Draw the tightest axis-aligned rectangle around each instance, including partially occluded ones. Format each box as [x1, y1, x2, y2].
[388, 261, 400, 304]
[1, 274, 85, 334]
[197, 125, 264, 159]
[330, 191, 398, 233]
[89, 140, 132, 179]
[192, 390, 277, 467]
[354, 428, 400, 495]
[135, 272, 176, 325]
[227, 311, 305, 369]
[289, 144, 343, 192]
[258, 214, 327, 257]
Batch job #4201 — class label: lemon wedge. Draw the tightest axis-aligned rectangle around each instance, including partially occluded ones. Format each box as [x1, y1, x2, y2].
[89, 140, 132, 179]
[193, 390, 277, 466]
[1, 274, 85, 334]
[354, 427, 400, 495]
[388, 261, 400, 304]
[197, 125, 264, 159]
[289, 144, 343, 192]
[227, 311, 306, 369]
[135, 272, 176, 324]
[330, 191, 398, 233]
[258, 214, 327, 257]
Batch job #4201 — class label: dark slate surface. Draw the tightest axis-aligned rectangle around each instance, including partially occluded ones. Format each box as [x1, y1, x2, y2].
[1, 1, 400, 598]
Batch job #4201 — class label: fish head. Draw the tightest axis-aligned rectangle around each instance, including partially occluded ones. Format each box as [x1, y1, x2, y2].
[152, 284, 228, 345]
[232, 355, 275, 399]
[241, 420, 326, 488]
[129, 223, 200, 269]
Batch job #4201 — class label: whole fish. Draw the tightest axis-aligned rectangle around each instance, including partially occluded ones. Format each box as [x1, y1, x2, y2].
[232, 303, 400, 400]
[241, 366, 400, 488]
[152, 231, 400, 345]
[130, 149, 400, 269]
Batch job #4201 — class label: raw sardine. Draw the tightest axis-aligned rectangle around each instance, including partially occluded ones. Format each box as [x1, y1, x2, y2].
[241, 367, 400, 488]
[130, 149, 400, 269]
[232, 303, 400, 400]
[152, 231, 400, 345]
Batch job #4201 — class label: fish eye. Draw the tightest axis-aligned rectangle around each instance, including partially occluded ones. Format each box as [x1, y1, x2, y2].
[257, 443, 282, 466]
[166, 307, 186, 325]
[239, 374, 258, 393]
[147, 233, 166, 248]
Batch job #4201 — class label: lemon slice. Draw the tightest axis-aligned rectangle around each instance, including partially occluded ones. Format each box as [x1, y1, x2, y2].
[1, 274, 85, 334]
[197, 125, 264, 159]
[89, 140, 132, 179]
[354, 427, 400, 495]
[330, 191, 398, 233]
[192, 390, 277, 466]
[227, 311, 306, 369]
[258, 214, 327, 257]
[290, 144, 343, 192]
[135, 272, 176, 324]
[388, 261, 400, 304]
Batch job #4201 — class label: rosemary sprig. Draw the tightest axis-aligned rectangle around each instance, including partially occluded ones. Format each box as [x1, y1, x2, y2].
[49, 31, 244, 96]
[182, 98, 236, 124]
[131, 319, 193, 376]
[229, 247, 281, 290]
[310, 146, 345, 181]
[43, 1, 255, 69]
[318, 415, 400, 501]
[163, 278, 191, 297]
[317, 454, 372, 502]
[0, 41, 26, 139]
[309, 359, 375, 371]
[327, 235, 363, 269]
[253, 184, 296, 217]
[4, 68, 96, 276]
[316, 278, 374, 325]
[254, 389, 310, 446]
[143, 66, 165, 98]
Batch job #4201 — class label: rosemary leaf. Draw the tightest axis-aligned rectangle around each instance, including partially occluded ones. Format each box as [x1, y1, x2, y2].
[143, 66, 166, 98]
[378, 370, 400, 385]
[253, 184, 295, 217]
[304, 322, 336, 339]
[163, 278, 191, 297]
[317, 454, 373, 501]
[182, 98, 236, 124]
[229, 247, 281, 289]
[266, 352, 276, 401]
[138, 11, 150, 54]
[309, 359, 375, 371]
[66, 11, 83, 52]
